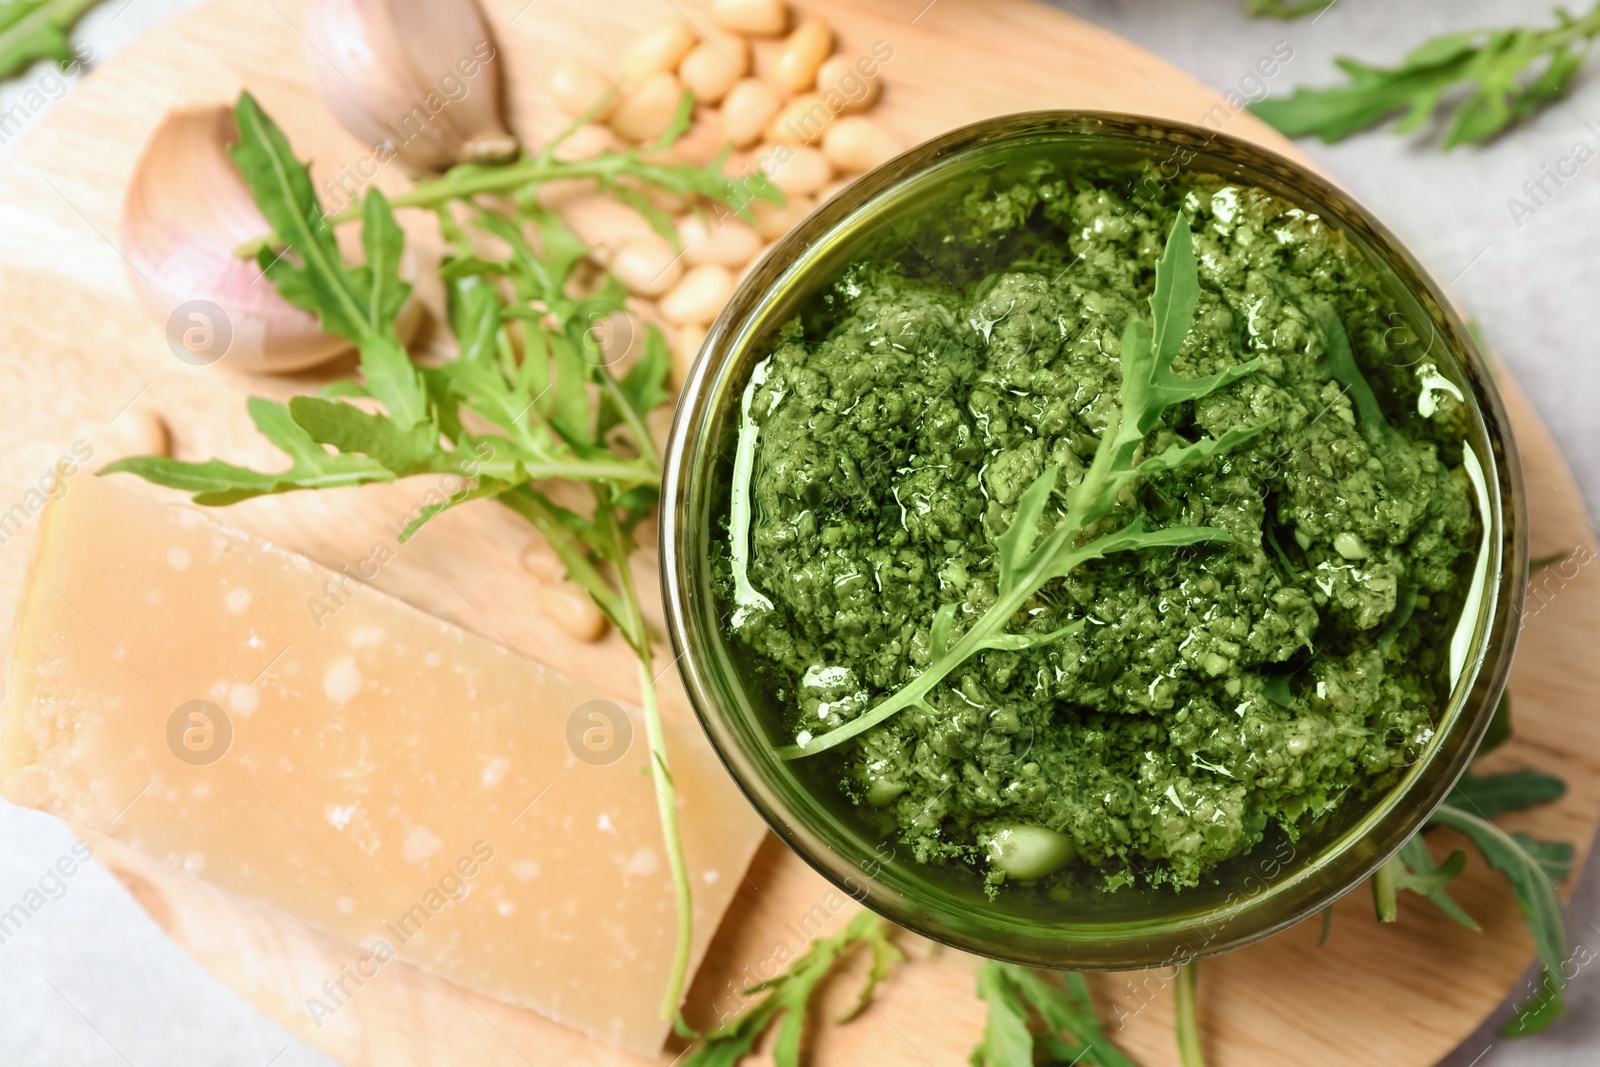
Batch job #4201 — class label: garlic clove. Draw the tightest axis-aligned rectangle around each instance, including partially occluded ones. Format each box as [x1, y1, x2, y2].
[303, 0, 518, 173]
[121, 104, 356, 374]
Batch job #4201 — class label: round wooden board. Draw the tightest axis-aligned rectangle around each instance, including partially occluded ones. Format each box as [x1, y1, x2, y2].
[1, 0, 1597, 1064]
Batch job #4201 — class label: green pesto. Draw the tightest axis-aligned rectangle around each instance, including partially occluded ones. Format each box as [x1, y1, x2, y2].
[717, 161, 1479, 892]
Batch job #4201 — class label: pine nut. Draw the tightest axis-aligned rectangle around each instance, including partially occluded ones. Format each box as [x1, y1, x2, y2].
[678, 31, 749, 104]
[721, 79, 782, 148]
[678, 212, 764, 267]
[772, 18, 833, 93]
[520, 539, 565, 582]
[762, 145, 833, 195]
[656, 115, 727, 166]
[621, 18, 699, 85]
[551, 62, 615, 119]
[610, 236, 684, 296]
[538, 583, 608, 642]
[524, 541, 608, 641]
[102, 405, 170, 459]
[822, 116, 897, 173]
[551, 123, 619, 162]
[710, 0, 788, 36]
[660, 264, 735, 325]
[751, 195, 815, 240]
[765, 93, 830, 145]
[610, 72, 685, 143]
[673, 323, 709, 390]
[816, 54, 881, 113]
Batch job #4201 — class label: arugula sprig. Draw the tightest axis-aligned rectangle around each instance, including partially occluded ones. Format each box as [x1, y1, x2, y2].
[333, 89, 781, 231]
[1433, 771, 1574, 1036]
[776, 214, 1269, 760]
[1374, 768, 1573, 1035]
[971, 961, 1136, 1067]
[0, 0, 96, 78]
[680, 910, 901, 1066]
[104, 93, 666, 507]
[1251, 4, 1600, 147]
[104, 90, 766, 1019]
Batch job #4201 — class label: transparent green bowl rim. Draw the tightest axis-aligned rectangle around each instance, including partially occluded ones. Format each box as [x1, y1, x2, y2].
[660, 111, 1528, 969]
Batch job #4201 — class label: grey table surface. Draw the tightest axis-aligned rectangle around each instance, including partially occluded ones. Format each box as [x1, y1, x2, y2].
[1, 0, 1597, 1064]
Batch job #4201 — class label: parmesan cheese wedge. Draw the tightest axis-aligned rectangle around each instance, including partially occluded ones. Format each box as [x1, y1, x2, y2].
[0, 475, 765, 1055]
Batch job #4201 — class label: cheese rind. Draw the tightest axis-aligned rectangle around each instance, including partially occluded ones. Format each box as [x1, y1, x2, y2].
[1, 476, 764, 1055]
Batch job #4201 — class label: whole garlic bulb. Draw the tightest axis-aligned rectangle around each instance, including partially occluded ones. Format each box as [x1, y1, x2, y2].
[303, 0, 519, 172]
[121, 104, 355, 373]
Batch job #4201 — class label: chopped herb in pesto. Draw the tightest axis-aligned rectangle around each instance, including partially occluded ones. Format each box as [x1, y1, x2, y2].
[716, 158, 1480, 892]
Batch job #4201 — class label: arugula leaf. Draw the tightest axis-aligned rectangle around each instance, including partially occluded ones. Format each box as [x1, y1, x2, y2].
[838, 917, 902, 1024]
[1261, 671, 1296, 709]
[396, 475, 513, 543]
[1394, 836, 1478, 930]
[971, 964, 1034, 1067]
[1530, 548, 1576, 574]
[993, 464, 1058, 595]
[287, 396, 441, 474]
[779, 214, 1268, 760]
[971, 962, 1136, 1067]
[1312, 306, 1387, 432]
[1447, 769, 1566, 820]
[1430, 803, 1571, 1006]
[1031, 970, 1137, 1067]
[1373, 766, 1569, 981]
[1251, 5, 1600, 147]
[682, 910, 900, 1067]
[101, 396, 393, 504]
[1504, 969, 1567, 1037]
[611, 325, 673, 434]
[0, 0, 95, 77]
[1103, 218, 1261, 472]
[1373, 766, 1572, 1035]
[1244, 0, 1333, 17]
[929, 602, 957, 660]
[231, 93, 429, 429]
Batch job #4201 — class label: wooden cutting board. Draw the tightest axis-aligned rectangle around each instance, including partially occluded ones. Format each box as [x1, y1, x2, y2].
[1, 0, 1597, 1064]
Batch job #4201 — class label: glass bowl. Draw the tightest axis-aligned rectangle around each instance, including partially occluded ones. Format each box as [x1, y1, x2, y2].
[659, 111, 1527, 969]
